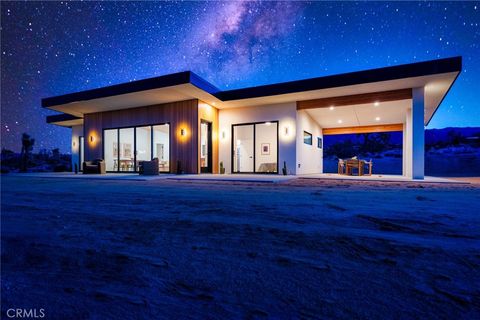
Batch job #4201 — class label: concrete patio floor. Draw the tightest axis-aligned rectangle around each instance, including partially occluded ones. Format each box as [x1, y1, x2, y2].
[167, 174, 295, 183]
[298, 173, 469, 184]
[4, 172, 172, 181]
[3, 172, 469, 184]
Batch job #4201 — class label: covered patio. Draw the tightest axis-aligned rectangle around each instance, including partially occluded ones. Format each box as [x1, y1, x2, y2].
[296, 68, 458, 180]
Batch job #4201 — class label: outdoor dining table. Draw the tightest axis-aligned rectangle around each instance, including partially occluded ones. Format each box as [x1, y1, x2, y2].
[338, 158, 373, 176]
[345, 159, 365, 176]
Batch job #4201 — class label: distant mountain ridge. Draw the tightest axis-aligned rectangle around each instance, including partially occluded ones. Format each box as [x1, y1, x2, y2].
[425, 127, 480, 144]
[324, 127, 480, 146]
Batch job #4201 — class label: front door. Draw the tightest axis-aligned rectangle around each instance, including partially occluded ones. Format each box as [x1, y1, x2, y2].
[200, 120, 212, 173]
[79, 136, 84, 172]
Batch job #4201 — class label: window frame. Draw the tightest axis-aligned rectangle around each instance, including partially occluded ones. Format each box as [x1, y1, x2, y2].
[102, 122, 171, 173]
[231, 120, 279, 174]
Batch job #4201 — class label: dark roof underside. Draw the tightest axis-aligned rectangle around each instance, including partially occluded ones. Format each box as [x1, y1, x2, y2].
[42, 56, 462, 108]
[46, 113, 82, 124]
[218, 56, 462, 101]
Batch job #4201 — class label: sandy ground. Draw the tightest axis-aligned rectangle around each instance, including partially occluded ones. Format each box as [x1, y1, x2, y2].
[1, 175, 480, 319]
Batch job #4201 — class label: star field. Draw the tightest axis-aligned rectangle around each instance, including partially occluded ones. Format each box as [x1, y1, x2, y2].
[1, 1, 479, 153]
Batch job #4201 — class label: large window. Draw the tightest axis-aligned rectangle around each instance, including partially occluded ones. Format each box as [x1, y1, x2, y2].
[104, 124, 170, 173]
[119, 128, 134, 172]
[136, 126, 152, 167]
[233, 124, 254, 173]
[255, 122, 278, 173]
[232, 121, 278, 173]
[79, 136, 84, 172]
[104, 129, 118, 171]
[153, 124, 170, 172]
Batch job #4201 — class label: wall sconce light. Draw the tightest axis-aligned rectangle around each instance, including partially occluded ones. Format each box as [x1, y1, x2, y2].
[221, 130, 226, 140]
[72, 141, 76, 147]
[180, 128, 186, 136]
[284, 127, 289, 136]
[90, 135, 94, 142]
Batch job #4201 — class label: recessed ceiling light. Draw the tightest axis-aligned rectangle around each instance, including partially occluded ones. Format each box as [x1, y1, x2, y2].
[337, 119, 343, 124]
[329, 106, 334, 110]
[375, 117, 381, 121]
[374, 101, 380, 107]
[212, 102, 216, 106]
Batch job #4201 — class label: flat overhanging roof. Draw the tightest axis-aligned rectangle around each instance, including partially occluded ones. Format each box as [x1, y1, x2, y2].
[44, 56, 461, 126]
[46, 113, 83, 127]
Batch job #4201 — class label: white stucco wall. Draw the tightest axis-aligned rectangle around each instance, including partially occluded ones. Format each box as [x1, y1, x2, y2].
[296, 110, 323, 175]
[71, 125, 83, 172]
[218, 102, 297, 174]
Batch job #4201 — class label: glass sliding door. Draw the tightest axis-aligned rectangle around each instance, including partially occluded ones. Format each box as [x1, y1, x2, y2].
[103, 123, 170, 173]
[232, 121, 278, 174]
[233, 124, 254, 173]
[135, 126, 151, 167]
[255, 122, 278, 173]
[104, 129, 118, 171]
[79, 136, 84, 172]
[153, 124, 170, 172]
[119, 128, 134, 172]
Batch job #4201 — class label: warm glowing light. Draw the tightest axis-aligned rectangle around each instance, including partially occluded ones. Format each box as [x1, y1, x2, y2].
[72, 141, 76, 147]
[279, 118, 296, 143]
[374, 101, 380, 107]
[90, 135, 94, 142]
[375, 117, 381, 121]
[265, 121, 272, 126]
[329, 106, 334, 110]
[337, 119, 343, 124]
[176, 123, 191, 143]
[212, 102, 216, 106]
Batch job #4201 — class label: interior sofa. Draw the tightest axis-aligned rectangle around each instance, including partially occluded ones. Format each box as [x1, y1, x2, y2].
[138, 158, 159, 175]
[83, 159, 106, 174]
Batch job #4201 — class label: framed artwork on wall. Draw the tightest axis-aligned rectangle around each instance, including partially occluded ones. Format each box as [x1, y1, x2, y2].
[317, 137, 323, 149]
[303, 131, 312, 145]
[261, 143, 270, 155]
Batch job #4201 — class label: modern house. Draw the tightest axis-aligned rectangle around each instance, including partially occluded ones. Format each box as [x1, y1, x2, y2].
[44, 57, 461, 179]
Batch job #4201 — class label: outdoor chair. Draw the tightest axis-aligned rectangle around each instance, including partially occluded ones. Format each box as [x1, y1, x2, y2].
[364, 159, 373, 176]
[338, 159, 345, 174]
[139, 158, 159, 175]
[83, 159, 106, 174]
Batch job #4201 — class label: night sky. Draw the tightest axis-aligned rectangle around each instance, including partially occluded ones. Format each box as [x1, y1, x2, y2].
[1, 1, 479, 153]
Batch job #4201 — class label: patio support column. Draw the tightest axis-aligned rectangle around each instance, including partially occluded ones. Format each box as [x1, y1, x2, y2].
[402, 122, 408, 177]
[411, 87, 425, 179]
[403, 108, 413, 178]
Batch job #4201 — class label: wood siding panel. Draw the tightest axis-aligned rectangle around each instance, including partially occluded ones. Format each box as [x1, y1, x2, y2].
[84, 112, 103, 161]
[322, 123, 404, 135]
[297, 89, 412, 110]
[83, 99, 199, 173]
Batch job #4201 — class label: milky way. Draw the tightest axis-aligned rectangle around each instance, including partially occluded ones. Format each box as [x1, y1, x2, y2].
[1, 1, 479, 153]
